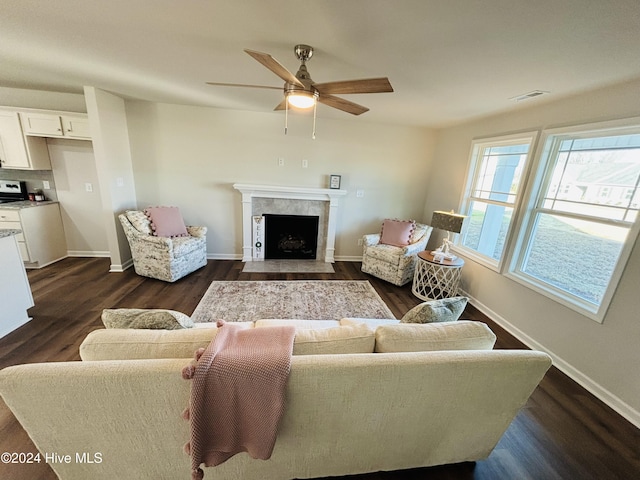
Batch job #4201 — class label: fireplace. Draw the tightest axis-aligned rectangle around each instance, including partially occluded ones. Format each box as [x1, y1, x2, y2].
[264, 214, 319, 259]
[233, 183, 347, 263]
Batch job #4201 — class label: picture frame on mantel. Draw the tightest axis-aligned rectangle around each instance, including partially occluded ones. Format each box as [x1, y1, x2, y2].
[329, 174, 341, 189]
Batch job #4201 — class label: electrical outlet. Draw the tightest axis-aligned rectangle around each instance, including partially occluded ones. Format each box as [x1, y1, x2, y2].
[43, 180, 50, 190]
[357, 238, 363, 246]
[356, 189, 365, 198]
[278, 157, 285, 167]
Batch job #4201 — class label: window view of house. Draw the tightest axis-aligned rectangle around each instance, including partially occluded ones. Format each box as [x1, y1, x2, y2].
[513, 129, 640, 318]
[457, 123, 640, 320]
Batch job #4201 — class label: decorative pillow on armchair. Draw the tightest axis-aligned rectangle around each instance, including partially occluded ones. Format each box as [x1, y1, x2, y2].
[379, 219, 416, 247]
[102, 308, 195, 329]
[401, 296, 468, 324]
[144, 206, 189, 238]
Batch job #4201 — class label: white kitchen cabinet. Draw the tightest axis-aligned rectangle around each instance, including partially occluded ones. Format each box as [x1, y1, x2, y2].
[0, 204, 67, 268]
[0, 111, 51, 170]
[61, 114, 91, 139]
[20, 112, 91, 140]
[0, 232, 34, 338]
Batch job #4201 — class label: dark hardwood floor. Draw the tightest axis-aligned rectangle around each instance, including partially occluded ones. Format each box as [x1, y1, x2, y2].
[1, 258, 638, 479]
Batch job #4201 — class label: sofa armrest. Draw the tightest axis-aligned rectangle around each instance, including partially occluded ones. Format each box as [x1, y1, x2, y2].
[363, 233, 381, 247]
[187, 226, 207, 238]
[401, 238, 429, 256]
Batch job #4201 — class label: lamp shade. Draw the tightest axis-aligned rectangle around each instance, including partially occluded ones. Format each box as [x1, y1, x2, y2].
[287, 91, 317, 109]
[431, 210, 465, 233]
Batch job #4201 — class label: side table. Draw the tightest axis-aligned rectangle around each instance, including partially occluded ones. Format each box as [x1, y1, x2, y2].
[412, 251, 464, 301]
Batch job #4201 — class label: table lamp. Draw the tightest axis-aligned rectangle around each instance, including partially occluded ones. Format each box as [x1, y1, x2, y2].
[431, 210, 465, 261]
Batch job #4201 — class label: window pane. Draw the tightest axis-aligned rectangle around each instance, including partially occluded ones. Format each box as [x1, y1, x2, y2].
[472, 143, 530, 201]
[522, 213, 627, 305]
[544, 134, 640, 219]
[462, 201, 513, 260]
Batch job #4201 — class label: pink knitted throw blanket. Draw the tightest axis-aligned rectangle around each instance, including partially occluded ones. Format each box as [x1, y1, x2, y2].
[182, 321, 296, 480]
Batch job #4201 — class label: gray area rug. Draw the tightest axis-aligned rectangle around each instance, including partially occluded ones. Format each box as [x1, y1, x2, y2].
[191, 280, 395, 322]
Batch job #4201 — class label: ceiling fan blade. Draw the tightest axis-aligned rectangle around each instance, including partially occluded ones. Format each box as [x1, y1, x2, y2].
[318, 94, 369, 115]
[314, 77, 393, 95]
[273, 99, 287, 111]
[206, 82, 282, 90]
[244, 49, 304, 88]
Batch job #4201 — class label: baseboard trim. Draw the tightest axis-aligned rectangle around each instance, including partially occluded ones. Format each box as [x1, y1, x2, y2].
[109, 258, 133, 273]
[207, 253, 243, 260]
[334, 255, 363, 262]
[462, 290, 640, 429]
[67, 250, 111, 258]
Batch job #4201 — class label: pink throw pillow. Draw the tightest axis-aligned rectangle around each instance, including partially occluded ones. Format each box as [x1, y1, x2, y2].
[379, 219, 416, 247]
[144, 207, 188, 238]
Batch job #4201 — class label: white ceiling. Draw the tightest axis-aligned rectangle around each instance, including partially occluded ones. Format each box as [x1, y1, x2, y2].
[1, 0, 639, 127]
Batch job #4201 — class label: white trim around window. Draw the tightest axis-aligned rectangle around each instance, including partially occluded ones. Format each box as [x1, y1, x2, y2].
[456, 131, 539, 272]
[507, 117, 640, 323]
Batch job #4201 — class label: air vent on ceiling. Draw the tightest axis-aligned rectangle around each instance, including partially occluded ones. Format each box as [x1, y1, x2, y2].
[510, 90, 550, 102]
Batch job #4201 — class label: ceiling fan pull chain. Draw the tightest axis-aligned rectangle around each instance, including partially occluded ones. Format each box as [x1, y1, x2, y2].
[312, 101, 317, 140]
[285, 98, 289, 135]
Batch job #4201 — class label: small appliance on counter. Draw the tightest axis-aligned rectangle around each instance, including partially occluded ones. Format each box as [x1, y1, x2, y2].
[0, 180, 29, 204]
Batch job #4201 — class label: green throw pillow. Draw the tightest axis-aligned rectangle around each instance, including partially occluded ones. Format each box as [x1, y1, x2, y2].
[101, 308, 194, 330]
[400, 297, 468, 324]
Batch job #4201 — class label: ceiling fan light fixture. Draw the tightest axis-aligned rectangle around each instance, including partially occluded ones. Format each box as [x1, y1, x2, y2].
[286, 90, 318, 109]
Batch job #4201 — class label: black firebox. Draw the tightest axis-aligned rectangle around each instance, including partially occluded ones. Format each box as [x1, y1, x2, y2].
[264, 214, 319, 259]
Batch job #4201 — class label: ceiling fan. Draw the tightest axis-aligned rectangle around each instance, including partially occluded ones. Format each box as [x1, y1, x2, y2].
[206, 44, 394, 117]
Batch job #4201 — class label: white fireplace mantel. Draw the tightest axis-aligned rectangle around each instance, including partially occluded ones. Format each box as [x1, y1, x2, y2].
[233, 183, 347, 263]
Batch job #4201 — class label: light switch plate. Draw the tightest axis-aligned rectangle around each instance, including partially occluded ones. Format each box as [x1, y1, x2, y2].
[43, 180, 50, 190]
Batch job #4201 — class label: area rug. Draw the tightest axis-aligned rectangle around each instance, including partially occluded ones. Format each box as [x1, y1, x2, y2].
[191, 280, 396, 323]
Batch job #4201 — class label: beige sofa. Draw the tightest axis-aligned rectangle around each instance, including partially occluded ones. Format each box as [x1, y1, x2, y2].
[0, 319, 551, 480]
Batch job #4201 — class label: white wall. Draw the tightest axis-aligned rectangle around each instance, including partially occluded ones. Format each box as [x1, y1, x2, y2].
[48, 138, 108, 256]
[425, 78, 640, 426]
[124, 101, 435, 259]
[84, 87, 138, 271]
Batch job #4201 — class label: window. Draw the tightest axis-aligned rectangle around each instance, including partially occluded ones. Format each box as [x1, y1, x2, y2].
[510, 121, 640, 321]
[457, 133, 537, 270]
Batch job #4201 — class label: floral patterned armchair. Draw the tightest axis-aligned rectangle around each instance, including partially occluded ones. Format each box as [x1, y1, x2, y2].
[361, 222, 433, 286]
[118, 211, 207, 282]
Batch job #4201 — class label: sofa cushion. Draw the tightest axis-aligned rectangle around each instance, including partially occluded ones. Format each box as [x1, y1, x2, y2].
[125, 210, 153, 235]
[410, 223, 430, 243]
[102, 308, 194, 330]
[80, 327, 219, 361]
[374, 321, 496, 353]
[254, 319, 342, 329]
[172, 235, 206, 257]
[340, 318, 400, 328]
[379, 219, 416, 247]
[292, 324, 375, 355]
[80, 321, 374, 360]
[144, 206, 189, 238]
[365, 243, 404, 265]
[401, 297, 468, 324]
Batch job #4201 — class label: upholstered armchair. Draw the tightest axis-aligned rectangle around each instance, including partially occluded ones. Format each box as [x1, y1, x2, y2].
[119, 210, 207, 282]
[361, 221, 433, 286]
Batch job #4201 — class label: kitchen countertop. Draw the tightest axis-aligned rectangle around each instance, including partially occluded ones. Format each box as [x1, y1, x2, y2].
[0, 229, 22, 238]
[0, 200, 58, 209]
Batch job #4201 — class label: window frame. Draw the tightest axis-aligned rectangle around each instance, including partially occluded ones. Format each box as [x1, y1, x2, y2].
[455, 131, 539, 272]
[507, 118, 640, 323]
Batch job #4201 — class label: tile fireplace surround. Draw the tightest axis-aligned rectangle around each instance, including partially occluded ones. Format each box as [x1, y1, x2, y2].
[233, 183, 347, 263]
